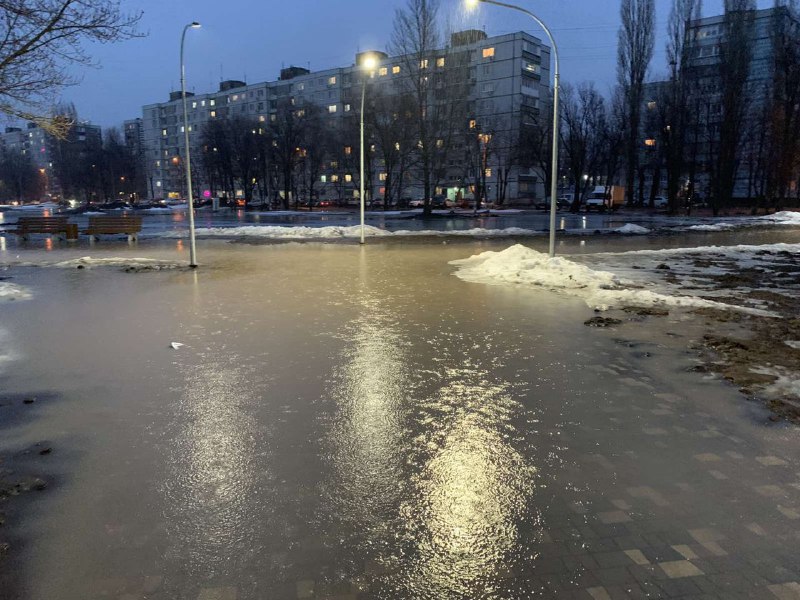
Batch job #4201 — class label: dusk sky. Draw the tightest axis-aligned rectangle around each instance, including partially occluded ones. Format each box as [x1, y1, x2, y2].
[60, 0, 771, 130]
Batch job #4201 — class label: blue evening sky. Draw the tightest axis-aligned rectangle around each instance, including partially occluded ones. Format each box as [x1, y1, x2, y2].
[60, 0, 770, 129]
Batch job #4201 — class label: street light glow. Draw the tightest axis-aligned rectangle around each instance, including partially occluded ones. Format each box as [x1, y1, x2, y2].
[465, 0, 481, 9]
[362, 55, 378, 71]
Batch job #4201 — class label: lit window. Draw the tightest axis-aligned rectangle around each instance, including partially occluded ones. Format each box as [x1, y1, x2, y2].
[379, 67, 388, 76]
[469, 119, 476, 129]
[645, 138, 656, 147]
[155, 160, 161, 168]
[298, 83, 305, 91]
[201, 100, 206, 107]
[331, 174, 340, 182]
[647, 101, 657, 110]
[394, 142, 401, 151]
[210, 99, 216, 106]
[330, 161, 339, 168]
[232, 94, 238, 101]
[259, 115, 266, 122]
[392, 65, 400, 74]
[270, 114, 276, 122]
[328, 76, 337, 85]
[342, 146, 352, 156]
[437, 57, 445, 67]
[192, 101, 197, 109]
[180, 126, 184, 133]
[485, 168, 492, 177]
[210, 111, 216, 118]
[436, 139, 444, 148]
[321, 175, 327, 183]
[344, 103, 352, 112]
[379, 173, 387, 181]
[420, 59, 429, 69]
[345, 174, 353, 182]
[328, 104, 337, 113]
[162, 129, 167, 136]
[156, 181, 162, 187]
[483, 47, 495, 58]
[297, 109, 306, 117]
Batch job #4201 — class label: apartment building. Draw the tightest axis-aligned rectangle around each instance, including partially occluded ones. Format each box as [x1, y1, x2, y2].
[140, 30, 552, 203]
[0, 121, 102, 199]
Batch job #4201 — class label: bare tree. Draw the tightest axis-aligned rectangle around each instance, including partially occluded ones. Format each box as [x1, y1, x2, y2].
[560, 82, 607, 207]
[664, 0, 702, 213]
[617, 0, 656, 206]
[764, 1, 800, 209]
[709, 0, 756, 214]
[0, 0, 141, 135]
[369, 89, 416, 208]
[0, 147, 42, 201]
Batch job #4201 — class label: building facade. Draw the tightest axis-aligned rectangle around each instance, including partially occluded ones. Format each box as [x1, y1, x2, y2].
[140, 30, 552, 204]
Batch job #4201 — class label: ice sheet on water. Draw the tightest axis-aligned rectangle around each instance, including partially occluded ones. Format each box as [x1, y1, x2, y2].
[159, 224, 547, 239]
[449, 243, 778, 316]
[0, 281, 31, 302]
[614, 224, 651, 234]
[0, 327, 20, 375]
[3, 256, 186, 270]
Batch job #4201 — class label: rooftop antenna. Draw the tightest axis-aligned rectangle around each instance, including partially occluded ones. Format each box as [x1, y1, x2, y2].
[219, 64, 223, 82]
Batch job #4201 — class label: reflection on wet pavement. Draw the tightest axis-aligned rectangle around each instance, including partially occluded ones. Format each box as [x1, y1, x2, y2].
[1, 241, 799, 599]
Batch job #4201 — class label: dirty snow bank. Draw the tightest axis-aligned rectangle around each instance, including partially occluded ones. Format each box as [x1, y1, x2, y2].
[449, 244, 774, 315]
[159, 224, 545, 239]
[614, 224, 651, 234]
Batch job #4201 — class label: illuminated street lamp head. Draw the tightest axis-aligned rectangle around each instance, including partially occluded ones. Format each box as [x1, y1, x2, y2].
[362, 55, 378, 71]
[190, 21, 201, 28]
[465, 0, 482, 9]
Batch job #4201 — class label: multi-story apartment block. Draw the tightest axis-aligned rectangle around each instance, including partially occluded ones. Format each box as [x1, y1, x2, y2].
[0, 120, 103, 200]
[140, 30, 552, 204]
[683, 6, 799, 199]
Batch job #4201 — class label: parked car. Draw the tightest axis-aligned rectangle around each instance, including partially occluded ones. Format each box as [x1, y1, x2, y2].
[318, 199, 333, 208]
[653, 196, 668, 208]
[409, 198, 425, 208]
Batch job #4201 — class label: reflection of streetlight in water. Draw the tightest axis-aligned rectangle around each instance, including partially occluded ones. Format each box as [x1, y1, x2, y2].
[176, 240, 184, 252]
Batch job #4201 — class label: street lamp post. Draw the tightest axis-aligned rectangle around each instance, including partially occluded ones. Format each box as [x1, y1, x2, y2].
[359, 55, 378, 245]
[180, 21, 201, 267]
[466, 0, 560, 257]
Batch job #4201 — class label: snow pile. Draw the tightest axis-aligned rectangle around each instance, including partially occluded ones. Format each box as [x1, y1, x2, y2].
[614, 224, 650, 234]
[449, 244, 775, 315]
[785, 341, 800, 350]
[0, 281, 31, 302]
[755, 210, 800, 226]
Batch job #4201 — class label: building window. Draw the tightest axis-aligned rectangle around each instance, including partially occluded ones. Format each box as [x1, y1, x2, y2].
[483, 47, 495, 58]
[331, 174, 340, 182]
[392, 65, 400, 74]
[210, 99, 216, 106]
[210, 111, 216, 118]
[420, 59, 429, 69]
[328, 76, 337, 85]
[321, 175, 327, 183]
[436, 57, 445, 67]
[469, 119, 476, 130]
[344, 103, 352, 112]
[644, 138, 656, 147]
[345, 174, 353, 183]
[379, 173, 387, 181]
[379, 67, 388, 76]
[192, 101, 197, 109]
[161, 129, 167, 136]
[156, 181, 162, 187]
[647, 101, 657, 110]
[328, 104, 337, 113]
[344, 146, 352, 155]
[259, 115, 266, 122]
[485, 168, 492, 177]
[330, 160, 338, 168]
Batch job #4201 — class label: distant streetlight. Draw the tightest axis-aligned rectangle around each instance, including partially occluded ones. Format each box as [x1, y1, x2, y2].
[360, 54, 379, 245]
[180, 21, 201, 268]
[466, 0, 560, 257]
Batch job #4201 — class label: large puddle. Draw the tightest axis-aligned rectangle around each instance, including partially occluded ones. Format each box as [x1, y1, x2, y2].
[1, 236, 799, 599]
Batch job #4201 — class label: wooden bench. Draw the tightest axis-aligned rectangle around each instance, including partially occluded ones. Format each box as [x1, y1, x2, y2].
[13, 216, 78, 242]
[83, 215, 143, 242]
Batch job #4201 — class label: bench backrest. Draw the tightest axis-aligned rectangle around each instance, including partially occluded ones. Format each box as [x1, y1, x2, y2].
[17, 216, 69, 230]
[87, 216, 142, 227]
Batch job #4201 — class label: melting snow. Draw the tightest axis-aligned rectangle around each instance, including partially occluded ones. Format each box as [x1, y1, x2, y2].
[0, 281, 31, 302]
[449, 244, 777, 316]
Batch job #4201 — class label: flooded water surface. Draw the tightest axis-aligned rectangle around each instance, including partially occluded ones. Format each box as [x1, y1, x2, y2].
[1, 237, 799, 599]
